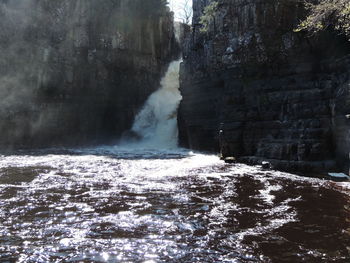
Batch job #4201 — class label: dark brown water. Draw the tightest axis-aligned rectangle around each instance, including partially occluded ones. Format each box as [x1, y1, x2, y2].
[0, 147, 349, 262]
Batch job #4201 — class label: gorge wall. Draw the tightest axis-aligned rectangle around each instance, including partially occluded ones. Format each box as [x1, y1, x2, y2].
[179, 0, 350, 173]
[0, 0, 178, 148]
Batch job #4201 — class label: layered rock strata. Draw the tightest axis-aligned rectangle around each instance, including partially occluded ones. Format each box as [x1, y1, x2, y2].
[179, 0, 350, 173]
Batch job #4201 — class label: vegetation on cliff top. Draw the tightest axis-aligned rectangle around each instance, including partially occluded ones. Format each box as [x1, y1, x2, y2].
[296, 0, 350, 40]
[199, 1, 218, 33]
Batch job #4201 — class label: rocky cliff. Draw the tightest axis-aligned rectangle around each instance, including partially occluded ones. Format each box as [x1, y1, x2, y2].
[0, 0, 178, 148]
[179, 0, 350, 173]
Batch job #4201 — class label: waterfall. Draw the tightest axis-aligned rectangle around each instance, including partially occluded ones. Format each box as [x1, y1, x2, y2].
[128, 59, 183, 149]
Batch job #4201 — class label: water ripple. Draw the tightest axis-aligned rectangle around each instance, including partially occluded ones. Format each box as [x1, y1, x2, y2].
[0, 147, 349, 262]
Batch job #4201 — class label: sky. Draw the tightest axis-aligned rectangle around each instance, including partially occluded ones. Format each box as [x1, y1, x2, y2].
[168, 0, 193, 23]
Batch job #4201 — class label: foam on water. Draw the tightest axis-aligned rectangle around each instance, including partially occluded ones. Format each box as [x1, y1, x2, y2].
[0, 148, 349, 262]
[0, 57, 349, 261]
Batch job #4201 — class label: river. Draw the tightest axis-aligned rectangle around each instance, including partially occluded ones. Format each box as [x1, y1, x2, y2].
[1, 55, 350, 263]
[0, 146, 349, 262]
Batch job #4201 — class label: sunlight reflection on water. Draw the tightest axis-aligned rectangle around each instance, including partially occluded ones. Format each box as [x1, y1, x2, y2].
[0, 147, 349, 262]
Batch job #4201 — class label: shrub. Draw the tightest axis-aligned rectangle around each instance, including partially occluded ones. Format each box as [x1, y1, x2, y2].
[199, 1, 218, 33]
[295, 0, 350, 39]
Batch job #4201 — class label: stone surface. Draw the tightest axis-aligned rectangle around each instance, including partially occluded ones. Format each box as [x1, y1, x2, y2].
[0, 0, 178, 148]
[179, 0, 350, 173]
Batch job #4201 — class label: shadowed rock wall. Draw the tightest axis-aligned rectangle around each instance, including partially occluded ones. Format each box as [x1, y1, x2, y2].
[179, 0, 350, 173]
[0, 0, 178, 148]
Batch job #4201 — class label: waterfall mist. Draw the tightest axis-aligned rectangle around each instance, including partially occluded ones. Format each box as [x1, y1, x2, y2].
[126, 60, 183, 149]
[0, 0, 178, 148]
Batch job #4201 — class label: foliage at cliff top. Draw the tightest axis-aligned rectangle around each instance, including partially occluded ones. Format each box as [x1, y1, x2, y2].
[296, 0, 350, 40]
[199, 1, 218, 33]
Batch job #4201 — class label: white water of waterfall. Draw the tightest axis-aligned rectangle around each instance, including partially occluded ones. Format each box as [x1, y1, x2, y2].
[129, 59, 183, 149]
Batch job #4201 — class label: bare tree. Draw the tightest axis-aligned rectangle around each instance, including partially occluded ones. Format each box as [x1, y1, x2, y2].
[175, 0, 193, 24]
[169, 0, 176, 12]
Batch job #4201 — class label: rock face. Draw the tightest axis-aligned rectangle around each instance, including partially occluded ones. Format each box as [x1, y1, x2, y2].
[179, 0, 350, 173]
[0, 0, 178, 148]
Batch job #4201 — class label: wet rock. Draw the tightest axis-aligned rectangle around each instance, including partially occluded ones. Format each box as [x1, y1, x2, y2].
[261, 161, 271, 169]
[327, 173, 350, 182]
[224, 156, 236, 164]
